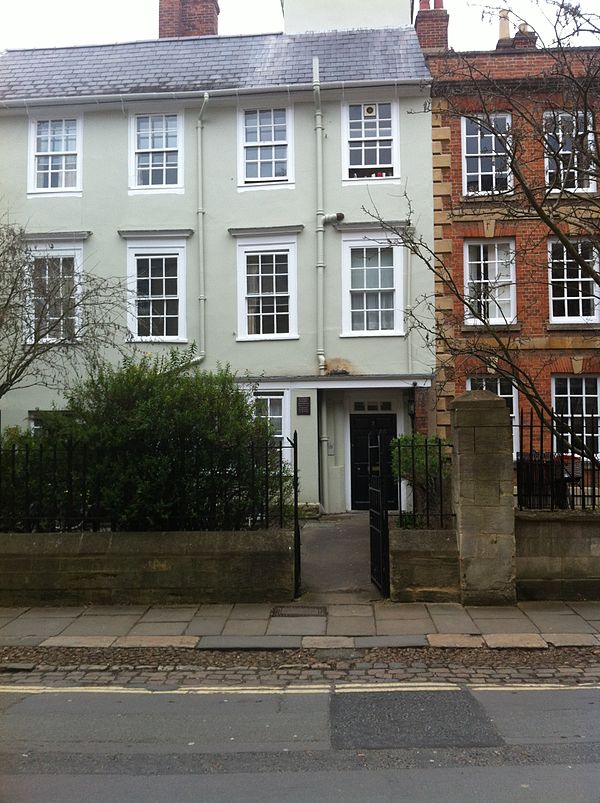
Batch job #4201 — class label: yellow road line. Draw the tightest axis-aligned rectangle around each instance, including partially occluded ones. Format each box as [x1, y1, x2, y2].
[2, 680, 597, 696]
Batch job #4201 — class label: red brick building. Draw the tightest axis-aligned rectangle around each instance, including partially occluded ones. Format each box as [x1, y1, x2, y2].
[415, 1, 600, 454]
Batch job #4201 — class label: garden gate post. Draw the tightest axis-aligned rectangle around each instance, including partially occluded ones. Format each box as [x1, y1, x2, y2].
[450, 390, 516, 605]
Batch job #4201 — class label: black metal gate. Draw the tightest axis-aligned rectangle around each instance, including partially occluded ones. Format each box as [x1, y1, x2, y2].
[291, 431, 301, 597]
[368, 431, 390, 597]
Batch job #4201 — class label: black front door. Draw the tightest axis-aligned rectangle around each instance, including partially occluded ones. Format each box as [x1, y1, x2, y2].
[350, 413, 398, 510]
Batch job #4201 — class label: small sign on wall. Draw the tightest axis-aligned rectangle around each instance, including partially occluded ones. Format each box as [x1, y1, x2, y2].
[296, 396, 311, 416]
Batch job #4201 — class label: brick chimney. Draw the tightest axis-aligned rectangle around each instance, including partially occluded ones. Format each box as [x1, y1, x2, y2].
[159, 0, 219, 38]
[415, 0, 449, 51]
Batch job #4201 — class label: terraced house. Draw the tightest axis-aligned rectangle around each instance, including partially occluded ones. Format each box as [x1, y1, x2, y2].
[0, 0, 435, 513]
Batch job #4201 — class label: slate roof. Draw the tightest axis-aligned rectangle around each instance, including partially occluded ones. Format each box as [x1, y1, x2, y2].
[0, 28, 429, 103]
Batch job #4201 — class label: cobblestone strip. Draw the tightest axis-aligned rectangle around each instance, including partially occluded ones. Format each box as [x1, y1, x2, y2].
[1, 647, 600, 689]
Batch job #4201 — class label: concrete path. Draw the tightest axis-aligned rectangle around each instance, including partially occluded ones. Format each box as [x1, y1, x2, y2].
[1, 600, 600, 651]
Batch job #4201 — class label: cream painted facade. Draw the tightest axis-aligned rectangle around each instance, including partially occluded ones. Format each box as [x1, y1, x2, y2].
[0, 4, 434, 512]
[282, 0, 413, 33]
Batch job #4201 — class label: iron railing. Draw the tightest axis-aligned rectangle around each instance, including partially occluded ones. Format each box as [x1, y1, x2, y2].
[393, 436, 454, 529]
[0, 435, 298, 533]
[516, 410, 599, 510]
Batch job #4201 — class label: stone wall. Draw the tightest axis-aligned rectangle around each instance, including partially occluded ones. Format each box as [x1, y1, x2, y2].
[389, 526, 460, 602]
[0, 530, 295, 605]
[516, 511, 600, 600]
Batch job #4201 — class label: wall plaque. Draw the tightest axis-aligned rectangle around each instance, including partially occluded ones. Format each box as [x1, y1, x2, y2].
[296, 396, 311, 416]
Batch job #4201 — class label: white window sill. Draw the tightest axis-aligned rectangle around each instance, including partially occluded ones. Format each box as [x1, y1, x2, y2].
[128, 337, 189, 343]
[462, 190, 515, 199]
[236, 334, 299, 342]
[342, 177, 400, 188]
[546, 187, 597, 195]
[128, 187, 185, 196]
[463, 320, 517, 328]
[27, 191, 82, 199]
[237, 182, 295, 193]
[548, 318, 600, 326]
[339, 330, 405, 338]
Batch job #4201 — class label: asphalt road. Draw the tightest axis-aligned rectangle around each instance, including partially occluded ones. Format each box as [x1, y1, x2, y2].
[1, 682, 600, 802]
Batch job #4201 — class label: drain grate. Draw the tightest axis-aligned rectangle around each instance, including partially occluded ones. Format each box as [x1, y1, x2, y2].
[271, 606, 327, 618]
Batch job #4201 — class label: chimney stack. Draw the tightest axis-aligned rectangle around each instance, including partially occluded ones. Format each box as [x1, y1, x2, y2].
[415, 0, 449, 51]
[159, 0, 219, 38]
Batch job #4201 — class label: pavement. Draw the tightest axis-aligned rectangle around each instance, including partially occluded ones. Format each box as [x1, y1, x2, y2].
[1, 599, 600, 651]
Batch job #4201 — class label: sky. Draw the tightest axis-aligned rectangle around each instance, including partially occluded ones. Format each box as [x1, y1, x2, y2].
[0, 0, 596, 52]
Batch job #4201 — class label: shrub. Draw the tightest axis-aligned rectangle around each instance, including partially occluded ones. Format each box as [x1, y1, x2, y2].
[0, 350, 295, 532]
[391, 433, 452, 528]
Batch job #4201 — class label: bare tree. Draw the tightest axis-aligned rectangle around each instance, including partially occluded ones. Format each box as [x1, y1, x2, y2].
[0, 222, 125, 402]
[372, 0, 600, 456]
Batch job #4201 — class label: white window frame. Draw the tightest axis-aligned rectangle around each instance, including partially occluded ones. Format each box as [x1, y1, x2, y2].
[552, 375, 600, 457]
[27, 116, 83, 196]
[26, 240, 84, 342]
[467, 375, 519, 456]
[544, 110, 596, 193]
[237, 106, 295, 189]
[126, 238, 187, 342]
[342, 101, 400, 184]
[548, 239, 600, 324]
[464, 239, 516, 326]
[461, 113, 512, 196]
[128, 112, 184, 194]
[341, 232, 404, 337]
[254, 390, 290, 444]
[236, 235, 298, 341]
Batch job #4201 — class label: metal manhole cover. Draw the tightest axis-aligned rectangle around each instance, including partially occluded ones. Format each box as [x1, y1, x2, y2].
[271, 606, 327, 618]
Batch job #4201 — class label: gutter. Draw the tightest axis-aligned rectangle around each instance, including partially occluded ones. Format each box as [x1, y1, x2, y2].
[0, 78, 430, 110]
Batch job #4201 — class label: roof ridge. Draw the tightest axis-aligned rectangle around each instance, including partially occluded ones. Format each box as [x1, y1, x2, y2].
[2, 25, 413, 56]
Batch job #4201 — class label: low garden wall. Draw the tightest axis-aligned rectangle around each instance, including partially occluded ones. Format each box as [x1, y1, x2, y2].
[0, 530, 295, 605]
[389, 526, 460, 602]
[516, 511, 600, 600]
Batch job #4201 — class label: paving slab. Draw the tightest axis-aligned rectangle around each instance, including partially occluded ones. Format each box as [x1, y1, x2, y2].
[229, 604, 273, 620]
[114, 636, 199, 648]
[267, 617, 326, 636]
[302, 636, 354, 649]
[128, 622, 188, 636]
[40, 636, 117, 648]
[223, 619, 268, 636]
[138, 607, 198, 622]
[426, 603, 464, 613]
[567, 602, 600, 617]
[80, 606, 148, 616]
[327, 604, 373, 617]
[355, 635, 428, 648]
[427, 634, 484, 648]
[374, 603, 429, 619]
[185, 618, 227, 636]
[300, 591, 377, 604]
[196, 604, 234, 617]
[376, 619, 434, 636]
[484, 633, 548, 649]
[59, 615, 141, 637]
[541, 633, 600, 647]
[0, 617, 70, 637]
[429, 615, 481, 635]
[471, 618, 540, 634]
[466, 606, 530, 619]
[18, 607, 86, 618]
[520, 615, 597, 634]
[0, 608, 29, 617]
[518, 601, 574, 613]
[326, 617, 376, 636]
[197, 636, 302, 650]
[0, 636, 49, 646]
